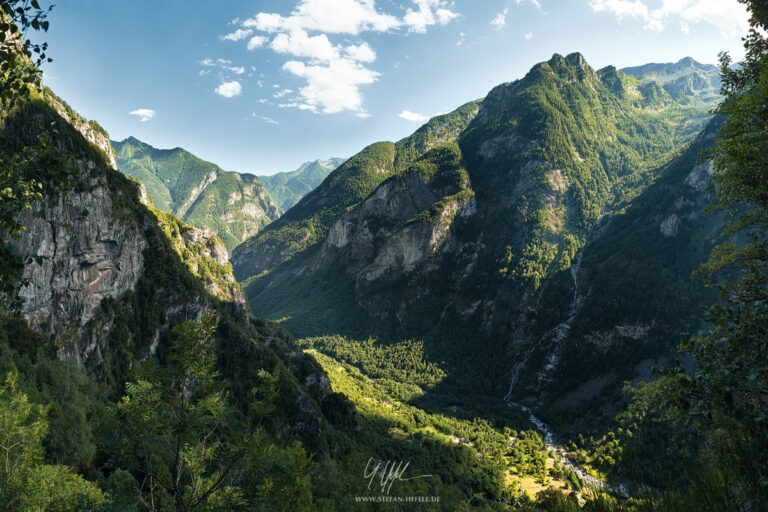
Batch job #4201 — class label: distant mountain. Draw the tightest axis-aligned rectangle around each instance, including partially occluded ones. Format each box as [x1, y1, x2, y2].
[112, 137, 281, 252]
[621, 56, 721, 104]
[231, 99, 481, 282]
[231, 53, 720, 430]
[258, 158, 345, 210]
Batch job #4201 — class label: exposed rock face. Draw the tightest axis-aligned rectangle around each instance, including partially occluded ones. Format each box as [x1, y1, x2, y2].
[181, 227, 229, 265]
[2, 92, 356, 444]
[685, 161, 714, 192]
[15, 180, 142, 328]
[301, 143, 475, 320]
[660, 213, 681, 237]
[13, 177, 145, 363]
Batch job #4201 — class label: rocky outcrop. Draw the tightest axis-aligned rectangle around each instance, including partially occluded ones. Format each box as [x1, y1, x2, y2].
[181, 227, 229, 265]
[3, 91, 354, 445]
[14, 177, 144, 359]
[298, 143, 476, 320]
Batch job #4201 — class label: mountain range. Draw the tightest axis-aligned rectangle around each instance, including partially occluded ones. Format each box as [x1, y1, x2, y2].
[4, 53, 730, 508]
[112, 137, 343, 252]
[231, 54, 722, 431]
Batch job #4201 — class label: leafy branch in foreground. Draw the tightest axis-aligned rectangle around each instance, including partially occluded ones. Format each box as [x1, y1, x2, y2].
[111, 313, 315, 512]
[0, 370, 105, 510]
[1, 0, 53, 105]
[628, 1, 768, 510]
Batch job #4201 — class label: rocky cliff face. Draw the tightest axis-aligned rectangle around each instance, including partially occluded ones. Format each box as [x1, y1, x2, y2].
[309, 143, 476, 319]
[3, 91, 353, 439]
[231, 100, 482, 284]
[14, 176, 145, 343]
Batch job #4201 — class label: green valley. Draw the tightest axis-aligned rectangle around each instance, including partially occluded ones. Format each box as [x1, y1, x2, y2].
[3, 0, 768, 509]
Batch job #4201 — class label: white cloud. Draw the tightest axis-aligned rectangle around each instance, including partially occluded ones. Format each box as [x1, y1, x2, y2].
[242, 0, 400, 35]
[345, 42, 377, 63]
[524, 31, 533, 39]
[129, 109, 155, 122]
[200, 58, 245, 75]
[220, 28, 253, 41]
[404, 0, 459, 33]
[398, 110, 428, 122]
[274, 88, 294, 98]
[515, 0, 543, 10]
[215, 80, 242, 98]
[271, 28, 340, 61]
[231, 0, 460, 116]
[247, 35, 268, 50]
[261, 116, 280, 124]
[283, 58, 379, 113]
[589, 0, 749, 35]
[491, 8, 508, 30]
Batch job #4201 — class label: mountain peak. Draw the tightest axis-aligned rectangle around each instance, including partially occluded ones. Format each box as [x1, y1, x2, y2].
[547, 52, 590, 70]
[565, 52, 589, 68]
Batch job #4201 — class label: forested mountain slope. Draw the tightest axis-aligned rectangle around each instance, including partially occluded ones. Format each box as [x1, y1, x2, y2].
[231, 53, 721, 430]
[0, 86, 367, 500]
[258, 158, 345, 209]
[113, 137, 281, 252]
[231, 99, 481, 282]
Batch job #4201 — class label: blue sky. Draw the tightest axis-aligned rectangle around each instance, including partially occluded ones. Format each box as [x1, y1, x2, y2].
[40, 0, 749, 175]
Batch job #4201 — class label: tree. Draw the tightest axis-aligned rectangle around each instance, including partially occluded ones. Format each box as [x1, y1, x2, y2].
[629, 1, 768, 509]
[685, 0, 768, 490]
[0, 0, 52, 105]
[113, 314, 315, 511]
[0, 370, 105, 511]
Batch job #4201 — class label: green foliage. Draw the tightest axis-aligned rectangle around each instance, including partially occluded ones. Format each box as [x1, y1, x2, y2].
[0, 1, 52, 107]
[307, 350, 538, 510]
[300, 336, 447, 388]
[620, 4, 768, 510]
[112, 314, 316, 511]
[0, 370, 105, 511]
[113, 314, 246, 510]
